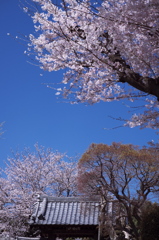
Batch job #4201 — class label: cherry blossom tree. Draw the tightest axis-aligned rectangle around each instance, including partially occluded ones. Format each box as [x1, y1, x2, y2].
[0, 144, 78, 237]
[78, 143, 159, 240]
[24, 0, 159, 129]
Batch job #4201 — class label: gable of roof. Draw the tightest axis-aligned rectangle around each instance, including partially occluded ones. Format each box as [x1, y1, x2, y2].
[29, 196, 100, 226]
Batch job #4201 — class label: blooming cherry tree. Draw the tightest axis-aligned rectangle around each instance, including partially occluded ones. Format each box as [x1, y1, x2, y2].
[0, 144, 78, 237]
[26, 0, 159, 129]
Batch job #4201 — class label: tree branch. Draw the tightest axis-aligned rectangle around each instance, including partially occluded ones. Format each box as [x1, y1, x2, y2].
[111, 54, 159, 100]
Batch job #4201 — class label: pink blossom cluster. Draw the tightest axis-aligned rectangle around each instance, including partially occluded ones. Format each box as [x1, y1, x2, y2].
[0, 144, 77, 237]
[27, 0, 159, 129]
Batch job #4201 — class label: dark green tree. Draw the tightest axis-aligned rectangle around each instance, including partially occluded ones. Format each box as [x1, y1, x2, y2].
[140, 202, 159, 240]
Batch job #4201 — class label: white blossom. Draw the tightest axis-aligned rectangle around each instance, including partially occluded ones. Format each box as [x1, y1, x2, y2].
[0, 144, 78, 237]
[27, 0, 159, 129]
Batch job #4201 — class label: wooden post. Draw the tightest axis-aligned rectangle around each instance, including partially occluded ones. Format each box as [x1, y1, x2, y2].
[98, 221, 101, 240]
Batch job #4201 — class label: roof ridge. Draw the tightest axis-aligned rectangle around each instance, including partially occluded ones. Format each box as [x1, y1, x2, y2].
[39, 195, 100, 202]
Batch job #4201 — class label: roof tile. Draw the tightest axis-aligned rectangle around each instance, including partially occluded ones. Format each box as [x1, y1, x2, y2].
[30, 196, 100, 226]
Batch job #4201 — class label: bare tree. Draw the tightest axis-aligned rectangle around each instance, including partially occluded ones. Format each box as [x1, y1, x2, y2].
[78, 143, 159, 240]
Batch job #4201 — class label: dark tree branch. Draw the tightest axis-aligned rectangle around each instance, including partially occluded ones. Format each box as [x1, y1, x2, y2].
[110, 53, 159, 100]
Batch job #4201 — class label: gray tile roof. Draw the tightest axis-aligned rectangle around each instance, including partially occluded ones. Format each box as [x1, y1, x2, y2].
[30, 196, 100, 226]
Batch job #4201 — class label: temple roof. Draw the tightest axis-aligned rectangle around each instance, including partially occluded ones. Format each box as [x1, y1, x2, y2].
[29, 196, 100, 226]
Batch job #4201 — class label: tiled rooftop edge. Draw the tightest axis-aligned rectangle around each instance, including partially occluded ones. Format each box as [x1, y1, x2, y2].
[39, 195, 101, 202]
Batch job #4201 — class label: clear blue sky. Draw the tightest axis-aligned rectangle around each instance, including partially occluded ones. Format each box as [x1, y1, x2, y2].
[0, 0, 158, 168]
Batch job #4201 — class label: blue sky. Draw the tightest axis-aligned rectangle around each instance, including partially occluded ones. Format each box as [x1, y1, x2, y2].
[0, 0, 158, 168]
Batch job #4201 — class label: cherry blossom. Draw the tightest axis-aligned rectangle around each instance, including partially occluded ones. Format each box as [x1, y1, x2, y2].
[26, 0, 159, 129]
[0, 144, 78, 237]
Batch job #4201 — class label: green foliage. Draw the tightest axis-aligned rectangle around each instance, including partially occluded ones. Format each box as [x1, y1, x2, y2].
[140, 202, 159, 240]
